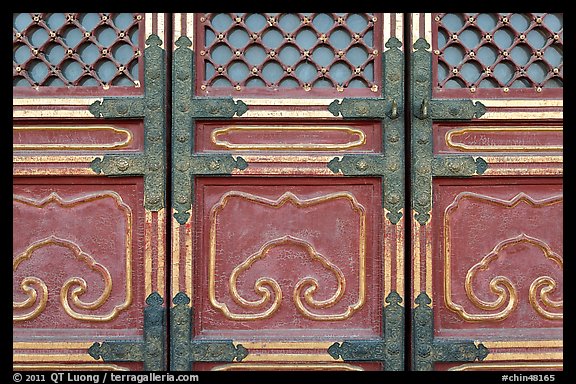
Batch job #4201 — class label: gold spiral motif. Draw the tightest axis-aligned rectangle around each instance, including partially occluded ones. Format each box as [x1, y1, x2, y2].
[209, 191, 366, 321]
[13, 191, 133, 322]
[444, 192, 563, 322]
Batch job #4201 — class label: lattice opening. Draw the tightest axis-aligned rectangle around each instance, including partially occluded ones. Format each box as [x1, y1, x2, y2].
[13, 13, 143, 88]
[434, 13, 563, 93]
[197, 13, 381, 95]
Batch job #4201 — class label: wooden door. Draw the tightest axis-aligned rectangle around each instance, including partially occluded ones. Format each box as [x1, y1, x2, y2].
[13, 12, 563, 372]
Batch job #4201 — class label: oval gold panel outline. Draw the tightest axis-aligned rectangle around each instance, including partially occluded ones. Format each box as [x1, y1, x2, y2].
[445, 126, 563, 152]
[443, 192, 563, 322]
[209, 191, 366, 321]
[13, 191, 133, 322]
[13, 126, 133, 151]
[210, 125, 367, 151]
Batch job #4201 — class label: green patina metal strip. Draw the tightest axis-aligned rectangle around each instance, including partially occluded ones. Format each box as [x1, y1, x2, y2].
[328, 98, 390, 119]
[327, 154, 387, 175]
[410, 38, 489, 225]
[382, 37, 405, 224]
[89, 34, 166, 212]
[172, 36, 249, 225]
[412, 292, 488, 371]
[170, 292, 192, 371]
[431, 99, 486, 120]
[432, 156, 488, 177]
[89, 97, 145, 118]
[327, 37, 405, 224]
[172, 36, 195, 226]
[327, 291, 404, 370]
[88, 292, 166, 371]
[411, 38, 434, 226]
[170, 292, 249, 371]
[90, 153, 146, 176]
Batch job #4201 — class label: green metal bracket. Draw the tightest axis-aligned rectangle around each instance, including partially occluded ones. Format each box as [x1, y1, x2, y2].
[89, 34, 167, 212]
[327, 291, 405, 370]
[410, 38, 488, 225]
[88, 292, 166, 371]
[172, 36, 249, 225]
[412, 292, 489, 371]
[327, 37, 405, 225]
[170, 292, 249, 371]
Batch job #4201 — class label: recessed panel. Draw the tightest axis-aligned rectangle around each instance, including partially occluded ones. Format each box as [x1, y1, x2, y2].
[194, 177, 383, 340]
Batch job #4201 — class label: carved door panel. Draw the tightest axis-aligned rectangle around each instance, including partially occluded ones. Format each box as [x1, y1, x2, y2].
[408, 13, 563, 371]
[13, 12, 563, 373]
[168, 13, 406, 371]
[13, 13, 170, 370]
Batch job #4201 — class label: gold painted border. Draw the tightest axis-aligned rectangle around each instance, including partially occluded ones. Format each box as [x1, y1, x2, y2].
[13, 363, 130, 371]
[233, 98, 338, 119]
[13, 126, 133, 151]
[446, 126, 562, 152]
[173, 13, 195, 50]
[411, 13, 432, 50]
[13, 191, 133, 322]
[383, 13, 404, 47]
[449, 362, 562, 371]
[212, 363, 364, 371]
[209, 191, 366, 321]
[210, 125, 367, 151]
[444, 192, 563, 321]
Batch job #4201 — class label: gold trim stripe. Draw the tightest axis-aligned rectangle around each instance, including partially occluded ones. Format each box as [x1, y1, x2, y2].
[13, 110, 97, 119]
[237, 341, 334, 350]
[242, 353, 342, 363]
[484, 352, 563, 362]
[483, 340, 562, 349]
[13, 354, 96, 363]
[412, 215, 421, 305]
[396, 213, 404, 298]
[157, 209, 166, 296]
[384, 209, 392, 300]
[185, 214, 193, 301]
[145, 210, 153, 298]
[449, 362, 562, 371]
[14, 342, 93, 349]
[13, 98, 102, 106]
[171, 210, 180, 301]
[212, 363, 364, 371]
[13, 364, 130, 371]
[474, 100, 563, 108]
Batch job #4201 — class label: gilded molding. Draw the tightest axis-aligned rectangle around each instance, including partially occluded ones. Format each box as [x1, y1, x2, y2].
[13, 191, 133, 323]
[444, 193, 563, 322]
[208, 191, 366, 321]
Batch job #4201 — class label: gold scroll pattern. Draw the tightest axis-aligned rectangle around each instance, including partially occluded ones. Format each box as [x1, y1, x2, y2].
[209, 191, 366, 321]
[210, 125, 367, 151]
[13, 191, 133, 322]
[444, 192, 563, 322]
